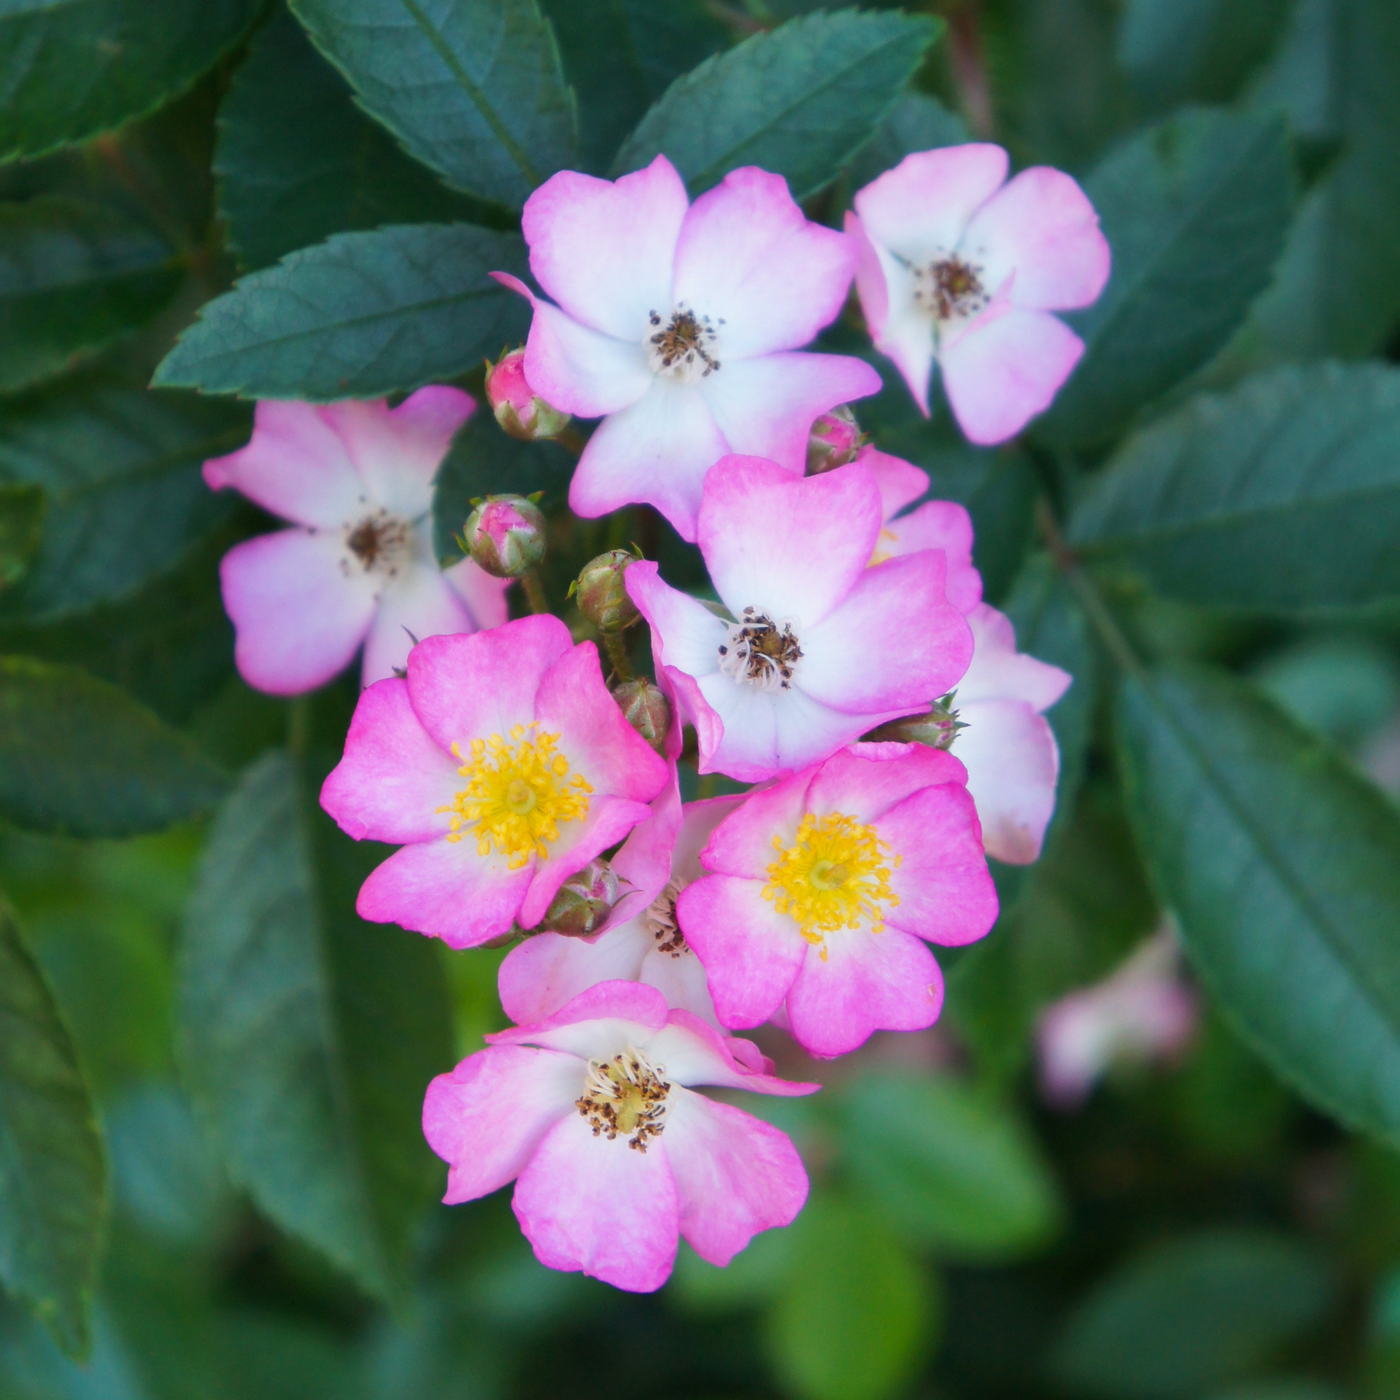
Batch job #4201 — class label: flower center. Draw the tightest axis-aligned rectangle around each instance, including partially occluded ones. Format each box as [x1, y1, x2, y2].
[762, 811, 901, 953]
[912, 254, 988, 326]
[647, 303, 722, 382]
[642, 878, 689, 958]
[436, 724, 592, 869]
[342, 507, 413, 580]
[717, 608, 803, 692]
[576, 1048, 671, 1151]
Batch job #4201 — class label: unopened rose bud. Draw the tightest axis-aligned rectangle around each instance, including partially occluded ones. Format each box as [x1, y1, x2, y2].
[571, 549, 640, 632]
[865, 693, 965, 751]
[486, 348, 571, 442]
[540, 859, 621, 936]
[806, 405, 865, 474]
[462, 494, 546, 578]
[612, 677, 672, 754]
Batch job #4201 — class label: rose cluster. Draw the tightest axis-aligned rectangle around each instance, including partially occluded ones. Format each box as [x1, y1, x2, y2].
[203, 145, 1108, 1292]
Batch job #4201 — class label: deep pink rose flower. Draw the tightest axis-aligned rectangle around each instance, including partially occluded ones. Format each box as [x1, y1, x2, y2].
[677, 743, 998, 1056]
[203, 389, 507, 694]
[846, 145, 1110, 444]
[320, 616, 671, 947]
[423, 981, 815, 1292]
[493, 154, 881, 540]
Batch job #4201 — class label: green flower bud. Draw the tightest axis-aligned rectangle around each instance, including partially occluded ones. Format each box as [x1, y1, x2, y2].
[612, 677, 672, 754]
[865, 693, 966, 751]
[572, 549, 640, 632]
[540, 860, 621, 936]
[462, 494, 546, 578]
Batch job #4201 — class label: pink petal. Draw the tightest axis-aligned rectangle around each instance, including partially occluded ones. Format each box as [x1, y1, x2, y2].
[664, 662, 725, 766]
[202, 400, 362, 528]
[955, 697, 1060, 864]
[495, 273, 653, 418]
[665, 1091, 809, 1267]
[357, 836, 534, 948]
[627, 561, 727, 679]
[639, 946, 723, 1029]
[673, 166, 855, 358]
[405, 616, 573, 754]
[513, 1109, 680, 1292]
[498, 922, 653, 1026]
[360, 557, 476, 688]
[423, 1045, 582, 1202]
[785, 924, 946, 1056]
[697, 769, 814, 879]
[846, 209, 894, 356]
[646, 1011, 818, 1095]
[805, 743, 969, 826]
[220, 529, 375, 695]
[608, 777, 686, 928]
[797, 551, 973, 713]
[521, 154, 689, 341]
[847, 211, 935, 414]
[960, 166, 1110, 312]
[957, 603, 1072, 710]
[697, 351, 882, 477]
[489, 979, 670, 1059]
[676, 875, 807, 1030]
[879, 500, 983, 613]
[567, 379, 728, 542]
[853, 144, 1010, 264]
[698, 456, 883, 627]
[860, 446, 929, 519]
[673, 796, 746, 878]
[941, 307, 1085, 445]
[320, 676, 461, 844]
[443, 556, 511, 630]
[876, 784, 998, 945]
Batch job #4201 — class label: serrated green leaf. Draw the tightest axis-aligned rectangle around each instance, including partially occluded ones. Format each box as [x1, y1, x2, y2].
[613, 9, 941, 198]
[1070, 363, 1400, 613]
[1036, 108, 1294, 446]
[0, 0, 264, 160]
[216, 6, 489, 272]
[836, 1070, 1063, 1261]
[0, 483, 43, 591]
[154, 223, 529, 401]
[1116, 662, 1400, 1149]
[0, 903, 105, 1360]
[1052, 1229, 1333, 1400]
[0, 197, 182, 394]
[0, 655, 228, 835]
[0, 386, 248, 623]
[179, 750, 454, 1300]
[287, 0, 576, 208]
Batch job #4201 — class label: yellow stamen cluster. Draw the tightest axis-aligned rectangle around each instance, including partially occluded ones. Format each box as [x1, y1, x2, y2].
[762, 811, 900, 954]
[437, 724, 591, 869]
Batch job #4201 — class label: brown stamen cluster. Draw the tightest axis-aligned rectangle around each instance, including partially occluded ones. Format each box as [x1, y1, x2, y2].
[576, 1050, 671, 1152]
[342, 507, 411, 578]
[648, 306, 721, 376]
[718, 608, 803, 691]
[913, 254, 988, 323]
[643, 879, 688, 958]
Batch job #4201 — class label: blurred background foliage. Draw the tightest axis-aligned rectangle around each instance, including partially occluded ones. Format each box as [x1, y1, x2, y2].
[3, 1, 1400, 1398]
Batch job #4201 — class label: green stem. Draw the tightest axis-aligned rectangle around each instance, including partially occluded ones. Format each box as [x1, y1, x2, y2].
[286, 695, 312, 760]
[521, 568, 549, 615]
[602, 631, 634, 682]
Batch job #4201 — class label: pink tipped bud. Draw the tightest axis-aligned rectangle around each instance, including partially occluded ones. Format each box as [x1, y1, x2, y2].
[806, 404, 865, 474]
[462, 494, 546, 578]
[865, 693, 965, 751]
[612, 677, 672, 754]
[540, 859, 621, 936]
[486, 348, 571, 442]
[571, 549, 640, 632]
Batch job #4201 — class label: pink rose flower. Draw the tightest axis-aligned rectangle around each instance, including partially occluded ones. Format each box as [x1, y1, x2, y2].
[500, 793, 741, 1029]
[203, 390, 507, 694]
[846, 145, 1110, 444]
[423, 981, 815, 1292]
[319, 616, 671, 947]
[493, 154, 881, 541]
[626, 454, 974, 782]
[677, 743, 998, 1057]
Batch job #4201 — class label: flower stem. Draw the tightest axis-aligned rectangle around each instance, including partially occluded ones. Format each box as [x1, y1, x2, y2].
[522, 568, 549, 615]
[602, 631, 635, 682]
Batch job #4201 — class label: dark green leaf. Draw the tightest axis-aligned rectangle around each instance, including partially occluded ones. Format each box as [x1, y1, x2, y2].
[287, 0, 576, 208]
[153, 223, 529, 400]
[540, 0, 727, 172]
[0, 483, 43, 591]
[612, 9, 941, 198]
[0, 197, 182, 394]
[1116, 662, 1400, 1148]
[0, 385, 248, 623]
[0, 903, 105, 1360]
[0, 656, 228, 835]
[432, 412, 575, 561]
[1036, 109, 1294, 446]
[179, 750, 454, 1299]
[765, 1192, 938, 1400]
[216, 7, 489, 272]
[1070, 363, 1400, 613]
[0, 0, 264, 160]
[1052, 1229, 1333, 1399]
[836, 1070, 1063, 1260]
